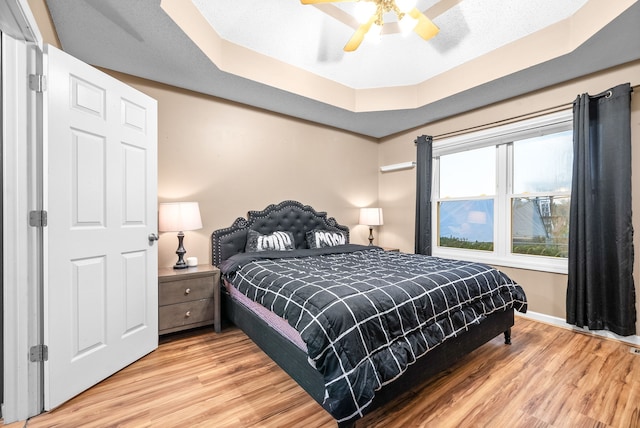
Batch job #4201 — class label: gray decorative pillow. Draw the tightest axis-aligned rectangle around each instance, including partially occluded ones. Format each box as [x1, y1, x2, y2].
[246, 230, 295, 252]
[306, 230, 347, 248]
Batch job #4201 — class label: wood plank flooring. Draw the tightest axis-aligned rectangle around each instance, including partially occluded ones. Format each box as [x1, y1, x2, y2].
[4, 317, 640, 428]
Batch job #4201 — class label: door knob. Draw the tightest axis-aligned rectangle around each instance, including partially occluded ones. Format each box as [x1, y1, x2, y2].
[148, 233, 159, 242]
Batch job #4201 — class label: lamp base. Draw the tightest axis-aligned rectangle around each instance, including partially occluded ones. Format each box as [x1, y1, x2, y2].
[173, 260, 188, 270]
[173, 231, 189, 269]
[368, 227, 374, 246]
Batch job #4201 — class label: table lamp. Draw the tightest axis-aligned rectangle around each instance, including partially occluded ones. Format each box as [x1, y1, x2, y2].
[159, 202, 202, 269]
[359, 207, 384, 245]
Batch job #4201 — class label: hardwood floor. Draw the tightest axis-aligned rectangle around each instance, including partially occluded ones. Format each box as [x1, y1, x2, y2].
[4, 317, 640, 428]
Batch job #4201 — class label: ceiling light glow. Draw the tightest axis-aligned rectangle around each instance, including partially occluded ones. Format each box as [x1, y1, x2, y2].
[366, 22, 383, 44]
[355, 1, 377, 24]
[395, 0, 417, 13]
[399, 14, 418, 34]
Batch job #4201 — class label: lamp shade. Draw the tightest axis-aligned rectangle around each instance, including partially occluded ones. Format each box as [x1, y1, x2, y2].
[359, 208, 384, 226]
[158, 202, 202, 232]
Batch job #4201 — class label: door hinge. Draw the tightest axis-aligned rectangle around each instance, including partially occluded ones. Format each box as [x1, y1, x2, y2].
[29, 74, 47, 93]
[29, 210, 48, 227]
[29, 344, 49, 362]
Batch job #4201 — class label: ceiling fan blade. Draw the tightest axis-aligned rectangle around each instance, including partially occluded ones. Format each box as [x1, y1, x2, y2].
[408, 7, 439, 41]
[343, 15, 376, 52]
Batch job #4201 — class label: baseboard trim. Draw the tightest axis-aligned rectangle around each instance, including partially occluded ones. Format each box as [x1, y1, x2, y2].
[516, 310, 640, 346]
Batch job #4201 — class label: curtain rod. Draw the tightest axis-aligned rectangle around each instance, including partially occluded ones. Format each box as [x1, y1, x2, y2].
[433, 83, 639, 141]
[432, 103, 572, 140]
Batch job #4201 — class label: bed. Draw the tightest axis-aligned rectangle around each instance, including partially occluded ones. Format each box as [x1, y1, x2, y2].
[211, 200, 527, 427]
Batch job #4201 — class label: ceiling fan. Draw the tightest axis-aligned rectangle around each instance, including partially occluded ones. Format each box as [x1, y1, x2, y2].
[300, 0, 439, 52]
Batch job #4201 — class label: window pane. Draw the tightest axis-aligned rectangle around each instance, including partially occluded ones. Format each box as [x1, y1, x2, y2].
[511, 196, 570, 257]
[438, 200, 494, 251]
[513, 131, 573, 194]
[440, 146, 495, 198]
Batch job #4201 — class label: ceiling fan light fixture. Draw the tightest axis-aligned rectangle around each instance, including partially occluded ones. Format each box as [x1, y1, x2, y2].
[300, 0, 438, 51]
[354, 1, 377, 24]
[398, 14, 418, 34]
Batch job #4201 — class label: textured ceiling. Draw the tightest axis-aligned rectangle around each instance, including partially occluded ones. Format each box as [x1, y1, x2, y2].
[45, 0, 640, 138]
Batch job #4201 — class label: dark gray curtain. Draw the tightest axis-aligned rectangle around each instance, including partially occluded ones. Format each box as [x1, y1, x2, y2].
[415, 135, 433, 255]
[567, 83, 636, 336]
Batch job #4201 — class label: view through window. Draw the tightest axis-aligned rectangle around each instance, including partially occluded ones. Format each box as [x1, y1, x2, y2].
[439, 146, 495, 251]
[432, 111, 573, 272]
[511, 131, 572, 257]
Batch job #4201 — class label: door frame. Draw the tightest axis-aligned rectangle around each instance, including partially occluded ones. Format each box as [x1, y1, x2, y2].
[1, 0, 43, 422]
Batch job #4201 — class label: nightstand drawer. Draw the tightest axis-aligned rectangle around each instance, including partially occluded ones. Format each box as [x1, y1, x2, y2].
[158, 264, 221, 335]
[159, 298, 214, 332]
[159, 276, 213, 306]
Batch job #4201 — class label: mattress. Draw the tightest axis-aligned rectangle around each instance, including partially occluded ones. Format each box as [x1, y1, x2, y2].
[224, 279, 307, 351]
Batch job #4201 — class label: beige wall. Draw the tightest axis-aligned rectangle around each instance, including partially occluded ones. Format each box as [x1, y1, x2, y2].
[105, 72, 380, 268]
[378, 61, 640, 333]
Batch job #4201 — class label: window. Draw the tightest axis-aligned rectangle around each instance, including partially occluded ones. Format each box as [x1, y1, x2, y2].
[439, 146, 496, 251]
[511, 132, 572, 258]
[432, 110, 572, 273]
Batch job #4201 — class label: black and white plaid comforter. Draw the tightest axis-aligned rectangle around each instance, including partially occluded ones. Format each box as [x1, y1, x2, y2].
[220, 245, 527, 422]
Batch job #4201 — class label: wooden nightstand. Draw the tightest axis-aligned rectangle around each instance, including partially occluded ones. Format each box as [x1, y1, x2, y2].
[158, 264, 221, 335]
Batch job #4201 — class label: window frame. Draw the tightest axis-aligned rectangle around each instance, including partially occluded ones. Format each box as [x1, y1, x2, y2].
[431, 110, 573, 274]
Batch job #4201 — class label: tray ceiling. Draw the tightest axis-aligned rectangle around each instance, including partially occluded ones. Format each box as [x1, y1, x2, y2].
[46, 0, 640, 138]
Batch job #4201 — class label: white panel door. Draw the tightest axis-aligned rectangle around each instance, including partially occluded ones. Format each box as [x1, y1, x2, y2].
[44, 44, 158, 409]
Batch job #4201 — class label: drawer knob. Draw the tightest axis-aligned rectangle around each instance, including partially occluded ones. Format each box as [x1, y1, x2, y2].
[185, 288, 191, 295]
[185, 311, 191, 317]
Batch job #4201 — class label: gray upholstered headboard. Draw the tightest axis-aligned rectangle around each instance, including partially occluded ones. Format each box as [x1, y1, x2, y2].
[211, 200, 350, 267]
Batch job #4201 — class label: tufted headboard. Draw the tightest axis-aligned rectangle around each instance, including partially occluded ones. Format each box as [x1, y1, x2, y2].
[211, 200, 350, 267]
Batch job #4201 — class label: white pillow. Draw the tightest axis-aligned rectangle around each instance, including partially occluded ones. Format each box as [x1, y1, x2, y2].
[245, 230, 295, 252]
[306, 230, 347, 248]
